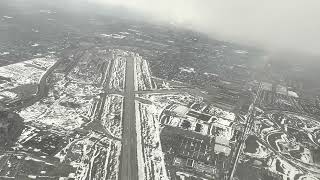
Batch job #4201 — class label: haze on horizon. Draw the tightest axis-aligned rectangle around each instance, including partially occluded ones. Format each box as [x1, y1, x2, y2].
[2, 0, 320, 56]
[89, 0, 320, 56]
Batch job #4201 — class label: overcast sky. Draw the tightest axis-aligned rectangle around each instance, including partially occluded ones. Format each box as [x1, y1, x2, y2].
[89, 0, 320, 55]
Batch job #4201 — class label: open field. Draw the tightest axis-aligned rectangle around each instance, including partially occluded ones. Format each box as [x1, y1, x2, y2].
[101, 95, 124, 139]
[135, 102, 168, 180]
[134, 54, 154, 91]
[108, 50, 127, 92]
[0, 57, 57, 103]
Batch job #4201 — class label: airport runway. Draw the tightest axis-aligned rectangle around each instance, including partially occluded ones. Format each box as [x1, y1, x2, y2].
[120, 56, 139, 180]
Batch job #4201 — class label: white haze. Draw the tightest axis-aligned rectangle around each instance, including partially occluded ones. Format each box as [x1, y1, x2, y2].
[89, 0, 320, 55]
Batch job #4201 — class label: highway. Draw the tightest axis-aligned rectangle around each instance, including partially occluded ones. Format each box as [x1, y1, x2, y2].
[119, 56, 139, 180]
[10, 59, 63, 110]
[228, 83, 262, 180]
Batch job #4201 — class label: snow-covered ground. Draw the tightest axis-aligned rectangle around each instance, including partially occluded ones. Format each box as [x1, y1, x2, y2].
[234, 50, 248, 54]
[55, 132, 121, 180]
[2, 16, 13, 19]
[134, 54, 153, 91]
[248, 112, 320, 179]
[267, 156, 320, 180]
[101, 95, 123, 139]
[138, 92, 198, 109]
[20, 73, 99, 132]
[0, 57, 57, 88]
[100, 33, 126, 39]
[179, 67, 196, 73]
[0, 57, 57, 101]
[161, 114, 210, 136]
[109, 50, 127, 91]
[68, 49, 109, 85]
[0, 52, 10, 56]
[243, 138, 272, 159]
[204, 72, 219, 77]
[135, 101, 168, 180]
[206, 104, 235, 121]
[20, 95, 93, 131]
[31, 43, 40, 47]
[17, 126, 39, 144]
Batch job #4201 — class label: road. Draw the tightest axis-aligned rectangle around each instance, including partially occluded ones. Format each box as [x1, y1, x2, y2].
[228, 83, 262, 180]
[120, 56, 139, 180]
[10, 59, 63, 110]
[135, 87, 213, 100]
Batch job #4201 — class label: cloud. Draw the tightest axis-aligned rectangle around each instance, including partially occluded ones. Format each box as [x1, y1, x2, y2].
[90, 0, 320, 55]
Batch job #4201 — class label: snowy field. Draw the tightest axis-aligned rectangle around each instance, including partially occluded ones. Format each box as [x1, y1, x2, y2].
[135, 101, 168, 180]
[138, 92, 199, 108]
[101, 95, 123, 139]
[0, 57, 57, 101]
[134, 55, 153, 91]
[20, 73, 100, 132]
[109, 50, 127, 92]
[68, 49, 110, 85]
[100, 33, 126, 39]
